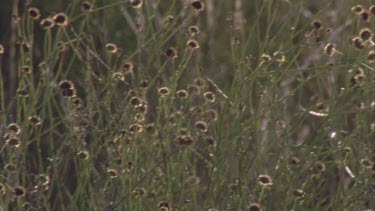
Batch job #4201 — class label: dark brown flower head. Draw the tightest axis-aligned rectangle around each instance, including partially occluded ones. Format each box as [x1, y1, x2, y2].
[248, 203, 263, 211]
[158, 201, 171, 210]
[158, 87, 170, 97]
[105, 43, 118, 54]
[107, 168, 118, 178]
[27, 7, 41, 20]
[77, 150, 89, 159]
[0, 44, 4, 54]
[53, 13, 69, 27]
[59, 80, 75, 90]
[122, 61, 135, 75]
[140, 79, 149, 88]
[176, 135, 193, 145]
[17, 88, 29, 97]
[129, 123, 143, 133]
[13, 186, 26, 198]
[311, 20, 322, 30]
[187, 25, 200, 37]
[165, 47, 178, 59]
[360, 159, 373, 168]
[112, 72, 124, 82]
[352, 37, 364, 50]
[323, 43, 336, 56]
[312, 161, 326, 174]
[370, 5, 375, 15]
[28, 115, 42, 126]
[125, 161, 134, 172]
[40, 17, 55, 29]
[129, 96, 142, 106]
[0, 183, 5, 196]
[290, 156, 301, 165]
[368, 50, 375, 63]
[8, 123, 21, 135]
[361, 11, 370, 22]
[133, 187, 147, 197]
[194, 121, 208, 133]
[81, 1, 93, 12]
[359, 28, 372, 40]
[191, 0, 204, 12]
[203, 91, 216, 103]
[21, 65, 32, 74]
[176, 89, 189, 99]
[136, 102, 148, 114]
[186, 39, 200, 49]
[293, 189, 305, 198]
[352, 5, 364, 14]
[5, 163, 17, 173]
[130, 0, 143, 8]
[257, 174, 273, 186]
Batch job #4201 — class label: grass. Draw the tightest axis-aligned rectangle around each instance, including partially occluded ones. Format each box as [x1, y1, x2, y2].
[0, 0, 374, 210]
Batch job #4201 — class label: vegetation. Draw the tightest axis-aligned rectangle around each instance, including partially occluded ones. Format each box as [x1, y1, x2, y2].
[0, 0, 374, 210]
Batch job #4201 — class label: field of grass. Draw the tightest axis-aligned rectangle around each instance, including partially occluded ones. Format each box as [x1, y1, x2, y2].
[0, 0, 374, 210]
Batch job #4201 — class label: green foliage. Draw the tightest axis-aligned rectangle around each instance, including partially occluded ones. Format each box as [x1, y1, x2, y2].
[0, 0, 374, 210]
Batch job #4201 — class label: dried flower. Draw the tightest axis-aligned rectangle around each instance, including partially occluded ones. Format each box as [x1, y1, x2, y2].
[368, 50, 375, 63]
[165, 47, 178, 59]
[191, 0, 204, 12]
[105, 43, 118, 54]
[311, 20, 322, 30]
[27, 7, 41, 20]
[53, 13, 69, 27]
[352, 37, 364, 50]
[248, 203, 263, 211]
[187, 25, 200, 37]
[176, 89, 189, 99]
[0, 183, 6, 196]
[352, 5, 364, 14]
[195, 121, 208, 133]
[5, 163, 17, 173]
[359, 28, 372, 40]
[77, 150, 90, 160]
[176, 135, 193, 145]
[186, 39, 200, 49]
[158, 87, 170, 97]
[81, 1, 93, 12]
[311, 161, 326, 174]
[360, 159, 373, 169]
[130, 0, 143, 8]
[203, 91, 216, 103]
[107, 168, 118, 178]
[40, 17, 55, 29]
[257, 174, 273, 187]
[13, 186, 26, 198]
[293, 189, 305, 198]
[28, 115, 42, 126]
[323, 43, 336, 56]
[8, 123, 21, 135]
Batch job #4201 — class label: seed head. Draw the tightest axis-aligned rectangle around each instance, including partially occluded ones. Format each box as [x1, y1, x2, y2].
[107, 168, 118, 178]
[176, 89, 189, 99]
[165, 47, 178, 59]
[77, 150, 90, 160]
[53, 13, 69, 27]
[5, 163, 17, 173]
[186, 39, 200, 49]
[191, 0, 205, 12]
[130, 0, 143, 8]
[359, 28, 372, 40]
[40, 17, 55, 29]
[28, 115, 42, 126]
[187, 25, 200, 37]
[370, 5, 375, 15]
[175, 135, 193, 145]
[352, 37, 364, 50]
[81, 1, 93, 12]
[311, 20, 322, 30]
[8, 123, 21, 135]
[293, 189, 305, 198]
[203, 91, 216, 103]
[323, 43, 336, 56]
[105, 43, 118, 54]
[360, 159, 373, 168]
[195, 120, 208, 133]
[257, 174, 273, 187]
[352, 5, 364, 14]
[27, 7, 41, 20]
[0, 183, 5, 196]
[248, 203, 263, 211]
[158, 87, 170, 97]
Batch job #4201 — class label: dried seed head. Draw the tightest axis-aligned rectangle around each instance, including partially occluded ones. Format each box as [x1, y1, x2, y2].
[129, 123, 143, 133]
[125, 161, 134, 172]
[13, 186, 26, 198]
[112, 72, 125, 82]
[195, 120, 208, 133]
[20, 65, 32, 74]
[191, 0, 205, 12]
[107, 168, 118, 178]
[370, 5, 375, 15]
[133, 187, 147, 197]
[130, 0, 143, 8]
[129, 96, 142, 106]
[27, 7, 41, 20]
[122, 61, 135, 75]
[59, 80, 75, 90]
[361, 11, 370, 22]
[370, 101, 375, 110]
[17, 88, 29, 97]
[323, 43, 336, 56]
[158, 87, 170, 97]
[139, 79, 149, 88]
[53, 13, 69, 27]
[352, 37, 364, 50]
[203, 91, 216, 103]
[0, 183, 5, 196]
[145, 123, 155, 132]
[352, 5, 364, 14]
[187, 25, 200, 37]
[8, 123, 21, 135]
[77, 150, 90, 160]
[193, 77, 206, 88]
[186, 39, 200, 49]
[290, 156, 301, 165]
[311, 20, 322, 30]
[360, 159, 373, 168]
[0, 44, 4, 54]
[105, 43, 118, 54]
[261, 53, 272, 62]
[62, 88, 77, 98]
[28, 115, 42, 126]
[81, 1, 93, 12]
[158, 201, 171, 210]
[165, 47, 178, 59]
[368, 50, 375, 63]
[204, 109, 219, 122]
[312, 161, 326, 174]
[175, 135, 193, 145]
[176, 89, 189, 99]
[359, 28, 372, 40]
[136, 102, 148, 114]
[293, 189, 305, 198]
[40, 17, 55, 29]
[187, 84, 200, 95]
[5, 163, 17, 173]
[248, 203, 263, 211]
[257, 174, 273, 187]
